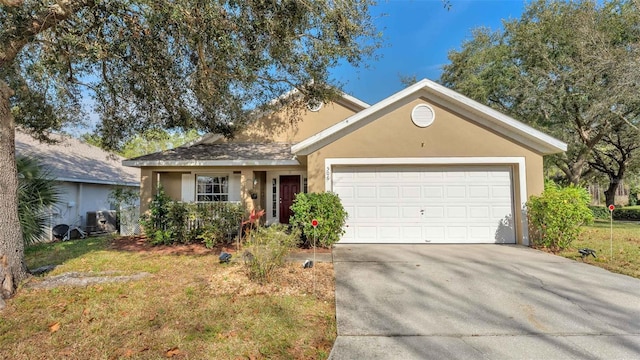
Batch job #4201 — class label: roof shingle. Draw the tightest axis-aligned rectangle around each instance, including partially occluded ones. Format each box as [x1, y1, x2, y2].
[15, 131, 139, 186]
[126, 142, 295, 162]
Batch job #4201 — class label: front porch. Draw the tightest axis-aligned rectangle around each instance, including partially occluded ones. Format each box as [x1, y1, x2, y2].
[140, 167, 308, 225]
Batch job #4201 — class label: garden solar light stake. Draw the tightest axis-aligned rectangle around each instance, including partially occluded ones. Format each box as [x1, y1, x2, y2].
[312, 218, 319, 297]
[609, 204, 615, 261]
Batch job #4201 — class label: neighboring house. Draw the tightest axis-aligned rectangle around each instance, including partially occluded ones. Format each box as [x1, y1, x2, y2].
[16, 130, 140, 238]
[124, 79, 567, 245]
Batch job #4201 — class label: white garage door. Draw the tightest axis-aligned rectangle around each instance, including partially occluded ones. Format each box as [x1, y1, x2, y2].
[333, 165, 515, 244]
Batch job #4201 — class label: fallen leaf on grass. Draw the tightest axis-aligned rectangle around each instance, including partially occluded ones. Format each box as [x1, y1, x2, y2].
[166, 347, 180, 358]
[82, 308, 90, 316]
[49, 322, 60, 333]
[124, 349, 134, 357]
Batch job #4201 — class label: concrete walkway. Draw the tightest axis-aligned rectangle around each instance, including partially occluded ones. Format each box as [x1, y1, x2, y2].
[329, 244, 640, 359]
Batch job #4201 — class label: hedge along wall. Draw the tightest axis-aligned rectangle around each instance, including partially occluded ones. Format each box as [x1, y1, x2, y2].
[590, 206, 640, 221]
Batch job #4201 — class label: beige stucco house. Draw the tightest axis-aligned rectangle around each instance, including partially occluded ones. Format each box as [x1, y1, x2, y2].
[123, 79, 566, 245]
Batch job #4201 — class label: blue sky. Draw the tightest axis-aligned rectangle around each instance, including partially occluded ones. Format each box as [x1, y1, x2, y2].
[76, 1, 527, 135]
[332, 0, 526, 105]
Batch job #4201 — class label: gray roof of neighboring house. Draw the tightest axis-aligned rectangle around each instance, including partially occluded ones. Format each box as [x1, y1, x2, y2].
[123, 143, 297, 167]
[15, 131, 140, 186]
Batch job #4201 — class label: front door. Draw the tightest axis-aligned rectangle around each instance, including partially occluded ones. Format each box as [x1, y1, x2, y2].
[279, 175, 300, 224]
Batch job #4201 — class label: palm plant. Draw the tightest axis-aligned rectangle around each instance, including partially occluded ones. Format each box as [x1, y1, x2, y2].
[16, 156, 61, 245]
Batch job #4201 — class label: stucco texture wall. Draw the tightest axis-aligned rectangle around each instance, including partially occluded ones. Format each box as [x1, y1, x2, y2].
[305, 95, 546, 244]
[223, 101, 360, 143]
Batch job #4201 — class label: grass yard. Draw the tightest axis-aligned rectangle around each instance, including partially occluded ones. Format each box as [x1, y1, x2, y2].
[1, 236, 336, 359]
[559, 220, 640, 279]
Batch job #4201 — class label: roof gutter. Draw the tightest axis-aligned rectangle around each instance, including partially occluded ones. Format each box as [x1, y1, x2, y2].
[122, 159, 301, 168]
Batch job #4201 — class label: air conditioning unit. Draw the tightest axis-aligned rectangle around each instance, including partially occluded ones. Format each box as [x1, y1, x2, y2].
[86, 210, 118, 233]
[97, 210, 117, 232]
[86, 211, 98, 233]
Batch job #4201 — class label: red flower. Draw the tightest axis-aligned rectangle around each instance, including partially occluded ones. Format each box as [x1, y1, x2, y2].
[242, 209, 265, 225]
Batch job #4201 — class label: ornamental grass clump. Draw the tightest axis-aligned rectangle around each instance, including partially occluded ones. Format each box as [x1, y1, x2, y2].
[527, 183, 593, 251]
[243, 224, 300, 283]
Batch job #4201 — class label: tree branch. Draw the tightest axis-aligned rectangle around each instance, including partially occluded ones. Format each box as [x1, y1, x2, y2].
[0, 0, 94, 69]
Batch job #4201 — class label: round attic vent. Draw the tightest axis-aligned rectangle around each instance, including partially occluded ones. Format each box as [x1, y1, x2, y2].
[307, 99, 323, 112]
[411, 104, 435, 128]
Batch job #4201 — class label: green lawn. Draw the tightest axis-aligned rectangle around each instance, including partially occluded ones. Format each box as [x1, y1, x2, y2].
[1, 237, 335, 359]
[559, 220, 640, 279]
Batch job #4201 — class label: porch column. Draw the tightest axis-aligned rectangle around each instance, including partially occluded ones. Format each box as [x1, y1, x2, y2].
[140, 169, 158, 216]
[240, 169, 255, 213]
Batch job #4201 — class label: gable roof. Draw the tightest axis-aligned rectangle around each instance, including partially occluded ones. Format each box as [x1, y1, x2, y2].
[15, 131, 139, 186]
[291, 79, 568, 156]
[186, 91, 370, 147]
[123, 143, 298, 167]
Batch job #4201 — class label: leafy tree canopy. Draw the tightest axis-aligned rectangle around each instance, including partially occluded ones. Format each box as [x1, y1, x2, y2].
[81, 128, 201, 159]
[440, 0, 640, 193]
[0, 0, 381, 302]
[2, 0, 380, 147]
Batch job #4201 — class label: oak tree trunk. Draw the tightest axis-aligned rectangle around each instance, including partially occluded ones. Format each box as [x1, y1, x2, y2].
[604, 177, 624, 207]
[0, 80, 28, 308]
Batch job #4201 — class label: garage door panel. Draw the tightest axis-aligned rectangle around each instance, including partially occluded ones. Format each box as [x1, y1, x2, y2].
[334, 186, 354, 199]
[447, 227, 468, 240]
[402, 226, 422, 240]
[379, 206, 400, 218]
[469, 206, 491, 218]
[424, 206, 444, 218]
[446, 206, 467, 218]
[334, 165, 515, 244]
[402, 186, 422, 199]
[379, 226, 401, 239]
[470, 226, 491, 240]
[492, 206, 513, 218]
[492, 186, 512, 198]
[469, 186, 490, 198]
[422, 186, 444, 199]
[425, 227, 445, 241]
[402, 206, 422, 218]
[446, 186, 467, 198]
[357, 187, 376, 198]
[378, 186, 399, 198]
[356, 226, 377, 241]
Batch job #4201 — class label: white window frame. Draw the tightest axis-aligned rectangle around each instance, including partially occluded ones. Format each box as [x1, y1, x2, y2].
[195, 174, 230, 202]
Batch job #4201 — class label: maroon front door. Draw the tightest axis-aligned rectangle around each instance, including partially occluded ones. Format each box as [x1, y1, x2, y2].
[279, 175, 300, 224]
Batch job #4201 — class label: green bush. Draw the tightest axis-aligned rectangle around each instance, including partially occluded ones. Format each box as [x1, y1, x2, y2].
[527, 183, 593, 251]
[243, 224, 300, 283]
[613, 207, 640, 221]
[589, 206, 610, 219]
[192, 202, 245, 247]
[140, 186, 173, 244]
[142, 188, 245, 246]
[290, 192, 348, 248]
[629, 183, 639, 206]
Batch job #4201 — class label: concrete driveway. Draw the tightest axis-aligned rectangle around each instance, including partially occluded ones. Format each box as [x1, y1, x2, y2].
[329, 245, 640, 359]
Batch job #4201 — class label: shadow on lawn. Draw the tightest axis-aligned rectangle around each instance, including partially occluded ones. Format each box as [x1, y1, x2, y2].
[25, 235, 112, 270]
[108, 235, 235, 257]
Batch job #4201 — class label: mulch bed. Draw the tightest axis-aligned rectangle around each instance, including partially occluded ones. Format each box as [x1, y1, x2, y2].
[109, 235, 332, 256]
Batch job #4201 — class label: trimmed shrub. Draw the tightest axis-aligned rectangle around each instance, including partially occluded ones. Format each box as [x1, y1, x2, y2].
[141, 188, 245, 246]
[590, 205, 640, 221]
[527, 183, 593, 251]
[629, 184, 639, 206]
[589, 206, 610, 220]
[140, 186, 173, 244]
[243, 224, 300, 283]
[290, 192, 348, 248]
[613, 207, 640, 221]
[192, 202, 245, 247]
